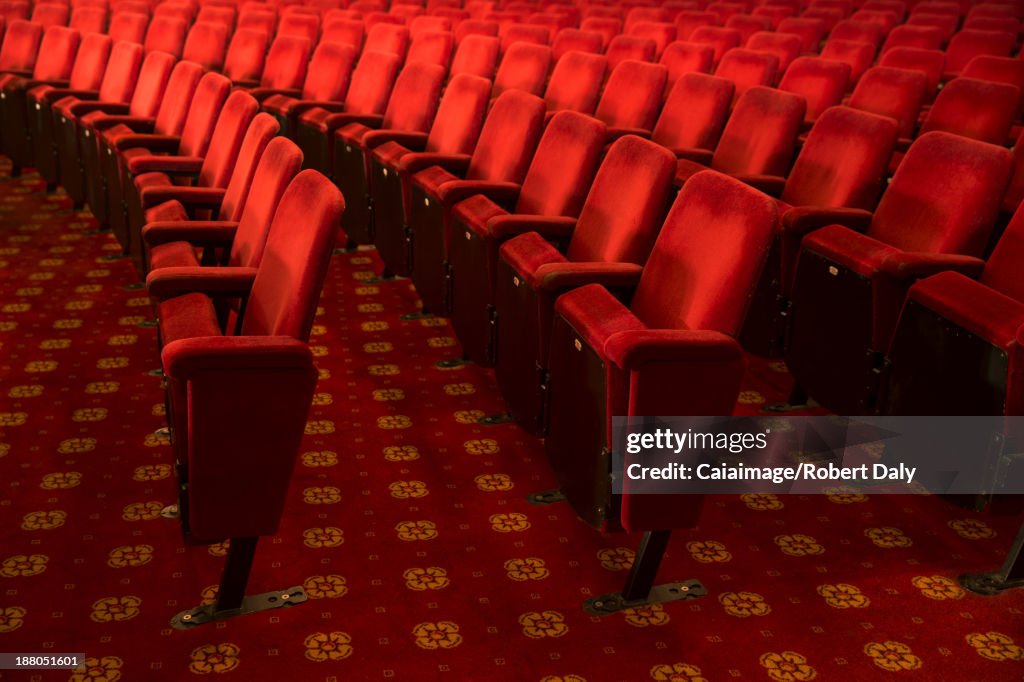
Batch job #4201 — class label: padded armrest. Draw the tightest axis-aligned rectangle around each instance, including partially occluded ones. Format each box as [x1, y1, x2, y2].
[781, 206, 874, 237]
[362, 129, 426, 150]
[143, 220, 239, 247]
[399, 152, 471, 175]
[673, 148, 714, 165]
[162, 335, 313, 380]
[732, 173, 787, 197]
[69, 101, 130, 117]
[606, 127, 652, 141]
[147, 265, 258, 301]
[436, 180, 521, 206]
[604, 328, 744, 371]
[487, 215, 577, 241]
[91, 115, 156, 133]
[285, 100, 347, 116]
[879, 252, 986, 280]
[247, 87, 301, 102]
[535, 261, 644, 294]
[906, 270, 1024, 349]
[128, 155, 203, 176]
[323, 111, 383, 131]
[38, 88, 98, 103]
[141, 184, 221, 209]
[111, 133, 181, 152]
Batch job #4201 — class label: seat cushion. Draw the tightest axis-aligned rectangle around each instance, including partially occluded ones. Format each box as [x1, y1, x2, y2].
[148, 240, 200, 271]
[157, 292, 222, 346]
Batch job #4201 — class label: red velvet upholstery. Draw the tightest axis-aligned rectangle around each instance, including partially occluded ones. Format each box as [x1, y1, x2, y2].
[104, 11, 144, 43]
[224, 29, 269, 86]
[715, 48, 779, 102]
[675, 11, 719, 42]
[125, 91, 260, 275]
[1004, 142, 1024, 215]
[786, 132, 1014, 413]
[182, 22, 229, 72]
[817, 39, 876, 86]
[407, 29, 453, 68]
[446, 111, 608, 364]
[943, 29, 1016, 79]
[884, 206, 1024, 416]
[543, 171, 776, 532]
[371, 73, 491, 276]
[29, 2, 68, 29]
[830, 18, 885, 46]
[962, 56, 1024, 118]
[153, 170, 343, 543]
[543, 50, 606, 116]
[676, 85, 805, 186]
[260, 42, 359, 137]
[27, 32, 110, 182]
[145, 134, 301, 276]
[689, 26, 741, 66]
[290, 48, 399, 177]
[87, 60, 203, 227]
[498, 23, 550, 55]
[0, 20, 42, 74]
[651, 73, 733, 159]
[848, 66, 929, 140]
[919, 77, 1019, 146]
[551, 28, 603, 60]
[878, 46, 945, 96]
[850, 9, 900, 35]
[594, 59, 667, 136]
[746, 31, 802, 75]
[454, 18, 499, 44]
[801, 7, 844, 31]
[659, 41, 714, 92]
[779, 56, 852, 126]
[493, 41, 551, 97]
[329, 61, 446, 245]
[143, 16, 187, 58]
[450, 34, 499, 78]
[580, 17, 622, 48]
[492, 135, 676, 433]
[278, 13, 320, 45]
[880, 24, 945, 54]
[725, 14, 772, 45]
[0, 25, 79, 170]
[777, 17, 827, 52]
[408, 89, 547, 313]
[906, 12, 958, 41]
[605, 35, 656, 69]
[753, 4, 799, 29]
[322, 18, 365, 52]
[256, 35, 311, 93]
[778, 106, 900, 288]
[629, 21, 676, 58]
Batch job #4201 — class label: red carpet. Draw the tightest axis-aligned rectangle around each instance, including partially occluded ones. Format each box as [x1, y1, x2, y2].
[0, 159, 1022, 681]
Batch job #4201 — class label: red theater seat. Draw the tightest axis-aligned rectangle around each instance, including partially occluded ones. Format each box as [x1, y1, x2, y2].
[882, 203, 1024, 416]
[492, 136, 676, 434]
[829, 19, 885, 47]
[689, 26, 741, 67]
[371, 73, 491, 277]
[69, 5, 106, 33]
[746, 31, 802, 75]
[242, 35, 312, 101]
[493, 41, 551, 97]
[659, 41, 714, 92]
[878, 46, 945, 96]
[446, 110, 607, 366]
[105, 72, 232, 254]
[847, 66, 929, 143]
[605, 35, 656, 68]
[542, 171, 776, 559]
[107, 11, 148, 45]
[786, 132, 1013, 414]
[818, 38, 876, 86]
[406, 29, 453, 68]
[450, 34, 499, 78]
[779, 56, 851, 126]
[651, 73, 733, 163]
[143, 16, 187, 58]
[0, 20, 43, 76]
[551, 28, 603, 60]
[406, 89, 546, 313]
[182, 22, 230, 72]
[943, 29, 1017, 80]
[593, 59, 667, 138]
[224, 29, 270, 87]
[543, 50, 607, 118]
[260, 42, 359, 138]
[715, 48, 779, 102]
[330, 62, 446, 245]
[777, 17, 827, 53]
[918, 77, 1019, 146]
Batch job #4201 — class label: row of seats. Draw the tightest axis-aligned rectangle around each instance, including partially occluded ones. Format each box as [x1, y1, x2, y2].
[3, 0, 1024, 607]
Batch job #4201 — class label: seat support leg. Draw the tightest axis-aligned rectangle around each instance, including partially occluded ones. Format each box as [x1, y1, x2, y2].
[169, 537, 308, 629]
[960, 518, 1024, 595]
[583, 531, 707, 615]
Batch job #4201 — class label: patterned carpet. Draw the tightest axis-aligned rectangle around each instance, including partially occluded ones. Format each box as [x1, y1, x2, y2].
[0, 157, 1022, 682]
